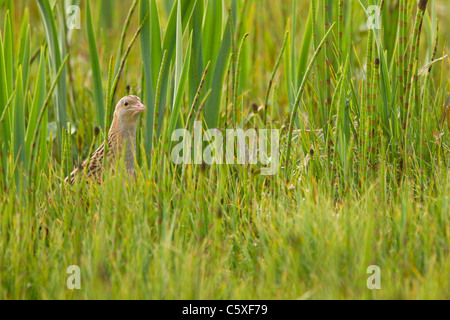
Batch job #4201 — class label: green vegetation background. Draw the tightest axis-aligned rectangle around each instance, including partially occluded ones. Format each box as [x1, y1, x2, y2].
[0, 0, 449, 299]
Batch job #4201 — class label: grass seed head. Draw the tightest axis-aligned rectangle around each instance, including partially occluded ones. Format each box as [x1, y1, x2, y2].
[252, 103, 259, 114]
[419, 0, 429, 10]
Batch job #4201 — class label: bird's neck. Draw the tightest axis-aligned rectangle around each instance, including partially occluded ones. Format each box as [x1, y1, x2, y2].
[108, 115, 138, 175]
[108, 116, 138, 157]
[109, 116, 137, 142]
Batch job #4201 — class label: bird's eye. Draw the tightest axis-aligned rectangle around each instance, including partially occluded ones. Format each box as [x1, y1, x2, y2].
[125, 102, 130, 107]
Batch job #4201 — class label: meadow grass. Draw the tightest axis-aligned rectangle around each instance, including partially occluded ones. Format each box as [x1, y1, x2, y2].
[0, 0, 449, 299]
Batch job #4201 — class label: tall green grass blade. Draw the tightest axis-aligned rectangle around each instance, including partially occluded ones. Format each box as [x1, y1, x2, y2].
[13, 67, 25, 186]
[17, 10, 30, 93]
[157, 0, 197, 135]
[296, 10, 312, 85]
[150, 0, 162, 87]
[141, 0, 163, 158]
[202, 0, 222, 71]
[0, 31, 10, 170]
[168, 34, 192, 147]
[203, 3, 236, 129]
[189, 0, 204, 106]
[3, 11, 13, 97]
[105, 55, 115, 133]
[99, 0, 114, 29]
[174, 0, 183, 100]
[290, 0, 297, 92]
[29, 54, 69, 177]
[86, 0, 105, 130]
[37, 0, 68, 151]
[140, 0, 154, 158]
[25, 47, 46, 171]
[153, 50, 168, 158]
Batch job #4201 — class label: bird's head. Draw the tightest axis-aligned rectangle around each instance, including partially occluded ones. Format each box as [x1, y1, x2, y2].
[114, 95, 146, 125]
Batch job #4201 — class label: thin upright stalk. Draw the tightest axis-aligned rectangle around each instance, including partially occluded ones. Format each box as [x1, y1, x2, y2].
[234, 33, 250, 127]
[338, 1, 343, 59]
[264, 30, 289, 125]
[29, 54, 69, 177]
[109, 13, 149, 118]
[114, 0, 139, 76]
[368, 57, 380, 168]
[404, 0, 428, 128]
[152, 50, 168, 158]
[186, 61, 212, 131]
[285, 23, 335, 174]
[398, 0, 406, 100]
[229, 8, 237, 126]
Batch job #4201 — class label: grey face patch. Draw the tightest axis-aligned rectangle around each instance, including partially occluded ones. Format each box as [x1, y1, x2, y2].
[118, 96, 141, 109]
[128, 95, 141, 102]
[126, 95, 141, 104]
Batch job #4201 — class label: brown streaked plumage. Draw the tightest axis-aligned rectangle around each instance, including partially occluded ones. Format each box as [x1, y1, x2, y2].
[66, 95, 146, 184]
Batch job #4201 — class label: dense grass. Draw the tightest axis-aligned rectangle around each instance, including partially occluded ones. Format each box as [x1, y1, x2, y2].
[0, 0, 449, 299]
[1, 166, 449, 299]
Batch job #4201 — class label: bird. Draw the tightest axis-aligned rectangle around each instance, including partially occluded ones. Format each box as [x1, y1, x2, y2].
[65, 95, 146, 184]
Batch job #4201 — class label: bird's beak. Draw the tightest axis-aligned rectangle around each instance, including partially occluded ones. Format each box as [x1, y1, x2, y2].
[134, 103, 146, 112]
